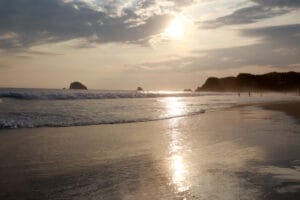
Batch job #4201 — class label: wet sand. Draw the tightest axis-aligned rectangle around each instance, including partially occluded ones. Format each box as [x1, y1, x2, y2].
[0, 103, 300, 199]
[261, 101, 300, 123]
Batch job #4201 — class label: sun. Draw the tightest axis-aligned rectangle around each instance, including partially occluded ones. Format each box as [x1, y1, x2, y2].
[164, 17, 186, 40]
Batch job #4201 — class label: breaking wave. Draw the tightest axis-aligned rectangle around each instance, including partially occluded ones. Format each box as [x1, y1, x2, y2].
[0, 110, 205, 129]
[0, 89, 227, 100]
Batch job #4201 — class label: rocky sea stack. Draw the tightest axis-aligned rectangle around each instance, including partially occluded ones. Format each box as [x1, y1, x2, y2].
[136, 87, 143, 91]
[69, 81, 88, 90]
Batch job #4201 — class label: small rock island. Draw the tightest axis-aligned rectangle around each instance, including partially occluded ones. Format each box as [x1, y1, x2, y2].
[136, 87, 143, 91]
[69, 81, 88, 90]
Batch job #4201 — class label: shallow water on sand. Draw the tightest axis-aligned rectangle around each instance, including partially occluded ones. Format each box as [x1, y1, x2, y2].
[0, 105, 300, 199]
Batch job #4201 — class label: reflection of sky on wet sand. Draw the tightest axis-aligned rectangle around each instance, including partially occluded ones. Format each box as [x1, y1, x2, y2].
[161, 97, 272, 199]
[171, 155, 190, 193]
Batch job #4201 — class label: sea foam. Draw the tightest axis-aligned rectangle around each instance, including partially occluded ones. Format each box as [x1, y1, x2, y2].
[0, 88, 222, 100]
[0, 88, 297, 129]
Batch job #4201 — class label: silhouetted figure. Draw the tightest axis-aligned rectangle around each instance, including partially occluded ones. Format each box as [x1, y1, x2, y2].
[248, 89, 251, 97]
[184, 89, 192, 92]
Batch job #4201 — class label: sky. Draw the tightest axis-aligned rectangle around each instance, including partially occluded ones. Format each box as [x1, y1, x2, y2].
[0, 0, 299, 90]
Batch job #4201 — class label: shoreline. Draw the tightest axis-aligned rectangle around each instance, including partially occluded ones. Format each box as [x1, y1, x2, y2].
[1, 99, 300, 131]
[0, 103, 299, 199]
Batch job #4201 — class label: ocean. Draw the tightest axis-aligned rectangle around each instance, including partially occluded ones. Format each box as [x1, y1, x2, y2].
[1, 88, 300, 199]
[0, 88, 299, 129]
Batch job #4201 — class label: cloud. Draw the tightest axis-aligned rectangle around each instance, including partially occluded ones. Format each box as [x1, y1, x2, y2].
[128, 24, 300, 72]
[136, 0, 157, 9]
[202, 24, 300, 68]
[25, 50, 64, 56]
[201, 0, 300, 28]
[0, 0, 175, 50]
[252, 0, 300, 8]
[241, 24, 300, 46]
[203, 5, 288, 28]
[195, 24, 300, 69]
[170, 0, 195, 8]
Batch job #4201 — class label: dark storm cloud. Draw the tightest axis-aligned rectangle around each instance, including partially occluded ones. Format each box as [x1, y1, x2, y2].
[0, 0, 172, 50]
[202, 0, 300, 28]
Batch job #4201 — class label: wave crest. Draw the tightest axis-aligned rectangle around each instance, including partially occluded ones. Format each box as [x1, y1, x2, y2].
[0, 89, 225, 100]
[0, 109, 205, 129]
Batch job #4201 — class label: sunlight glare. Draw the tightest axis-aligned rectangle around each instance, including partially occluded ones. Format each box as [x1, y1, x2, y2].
[165, 97, 184, 116]
[164, 17, 186, 40]
[171, 155, 189, 192]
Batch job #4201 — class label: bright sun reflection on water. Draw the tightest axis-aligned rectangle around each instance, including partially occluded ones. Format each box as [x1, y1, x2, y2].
[164, 97, 184, 116]
[163, 97, 190, 194]
[171, 155, 189, 192]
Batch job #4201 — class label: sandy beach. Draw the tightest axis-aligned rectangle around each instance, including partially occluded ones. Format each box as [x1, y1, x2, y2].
[0, 102, 300, 199]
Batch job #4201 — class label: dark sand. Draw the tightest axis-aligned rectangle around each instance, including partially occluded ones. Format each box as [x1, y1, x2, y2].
[0, 102, 300, 199]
